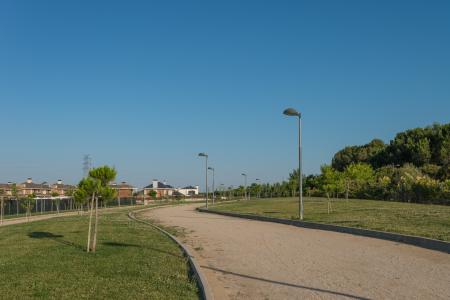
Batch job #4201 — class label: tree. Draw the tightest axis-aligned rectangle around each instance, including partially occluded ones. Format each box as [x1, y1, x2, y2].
[88, 166, 117, 253]
[320, 165, 342, 213]
[288, 169, 300, 197]
[148, 190, 157, 199]
[22, 193, 36, 222]
[51, 192, 60, 214]
[11, 184, 19, 216]
[0, 189, 4, 225]
[343, 163, 375, 200]
[76, 177, 99, 253]
[332, 139, 386, 171]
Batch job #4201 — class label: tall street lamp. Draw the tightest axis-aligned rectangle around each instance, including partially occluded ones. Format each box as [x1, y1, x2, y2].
[241, 173, 247, 200]
[283, 107, 303, 220]
[198, 153, 209, 209]
[208, 167, 215, 205]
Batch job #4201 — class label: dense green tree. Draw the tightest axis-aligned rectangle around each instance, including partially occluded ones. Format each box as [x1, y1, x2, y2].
[332, 139, 386, 171]
[343, 163, 375, 199]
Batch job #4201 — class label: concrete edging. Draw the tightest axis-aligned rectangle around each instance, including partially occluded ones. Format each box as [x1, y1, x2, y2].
[197, 208, 450, 254]
[128, 207, 214, 300]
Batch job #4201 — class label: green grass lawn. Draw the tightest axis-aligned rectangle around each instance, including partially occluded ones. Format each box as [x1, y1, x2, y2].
[211, 197, 450, 242]
[0, 206, 199, 299]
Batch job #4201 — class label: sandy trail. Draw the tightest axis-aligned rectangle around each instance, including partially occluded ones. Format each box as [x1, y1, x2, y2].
[141, 204, 450, 300]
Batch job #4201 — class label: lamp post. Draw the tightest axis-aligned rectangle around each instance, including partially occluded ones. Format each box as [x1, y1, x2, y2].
[208, 167, 215, 205]
[241, 173, 247, 200]
[255, 178, 260, 198]
[283, 107, 303, 220]
[198, 153, 209, 209]
[220, 183, 225, 200]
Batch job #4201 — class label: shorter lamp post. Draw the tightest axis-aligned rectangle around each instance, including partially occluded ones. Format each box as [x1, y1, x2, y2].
[208, 167, 215, 205]
[198, 153, 208, 209]
[241, 173, 247, 200]
[220, 183, 225, 200]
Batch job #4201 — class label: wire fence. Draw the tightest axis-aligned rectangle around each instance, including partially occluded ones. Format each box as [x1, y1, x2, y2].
[1, 197, 138, 219]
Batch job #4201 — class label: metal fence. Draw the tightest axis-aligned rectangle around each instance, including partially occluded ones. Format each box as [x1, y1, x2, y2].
[1, 197, 138, 217]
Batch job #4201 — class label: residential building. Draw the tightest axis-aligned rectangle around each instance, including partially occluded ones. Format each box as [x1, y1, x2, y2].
[0, 182, 14, 197]
[144, 179, 175, 198]
[110, 181, 136, 198]
[19, 178, 52, 196]
[176, 185, 199, 196]
[51, 180, 75, 196]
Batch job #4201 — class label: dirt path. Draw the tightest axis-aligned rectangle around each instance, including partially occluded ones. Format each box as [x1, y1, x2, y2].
[0, 211, 80, 226]
[141, 204, 450, 300]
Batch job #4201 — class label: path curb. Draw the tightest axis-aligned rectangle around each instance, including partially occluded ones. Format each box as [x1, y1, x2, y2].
[197, 208, 450, 254]
[128, 207, 214, 300]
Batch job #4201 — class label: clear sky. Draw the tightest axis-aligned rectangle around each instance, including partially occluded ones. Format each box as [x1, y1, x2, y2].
[1, 0, 449, 189]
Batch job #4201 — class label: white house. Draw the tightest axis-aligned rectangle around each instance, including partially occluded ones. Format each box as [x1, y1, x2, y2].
[144, 179, 175, 198]
[176, 185, 199, 196]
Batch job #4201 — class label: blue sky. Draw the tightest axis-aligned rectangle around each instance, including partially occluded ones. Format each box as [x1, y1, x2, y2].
[1, 0, 449, 189]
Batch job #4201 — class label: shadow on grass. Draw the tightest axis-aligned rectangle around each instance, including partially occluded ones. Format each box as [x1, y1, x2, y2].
[101, 242, 184, 259]
[102, 242, 140, 248]
[28, 231, 85, 251]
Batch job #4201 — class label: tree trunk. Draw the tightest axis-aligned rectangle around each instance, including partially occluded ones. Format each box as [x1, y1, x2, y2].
[27, 202, 30, 222]
[1, 199, 4, 225]
[92, 196, 99, 253]
[345, 182, 349, 201]
[87, 192, 95, 253]
[326, 193, 331, 214]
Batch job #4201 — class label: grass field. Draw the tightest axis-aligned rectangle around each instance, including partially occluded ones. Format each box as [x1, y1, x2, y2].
[211, 197, 450, 242]
[0, 205, 199, 299]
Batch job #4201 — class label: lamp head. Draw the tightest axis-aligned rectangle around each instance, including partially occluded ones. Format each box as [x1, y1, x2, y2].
[198, 152, 208, 157]
[283, 108, 301, 117]
[208, 167, 214, 170]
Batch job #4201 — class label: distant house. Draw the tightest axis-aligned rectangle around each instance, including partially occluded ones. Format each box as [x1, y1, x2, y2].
[0, 182, 14, 197]
[51, 180, 75, 196]
[144, 179, 175, 198]
[110, 182, 136, 198]
[19, 178, 52, 196]
[177, 186, 199, 196]
[0, 182, 13, 197]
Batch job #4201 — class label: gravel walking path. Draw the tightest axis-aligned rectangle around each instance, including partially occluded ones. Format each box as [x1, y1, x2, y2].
[142, 204, 450, 300]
